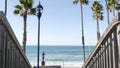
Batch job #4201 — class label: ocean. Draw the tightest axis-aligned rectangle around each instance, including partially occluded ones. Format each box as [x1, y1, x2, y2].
[26, 46, 94, 68]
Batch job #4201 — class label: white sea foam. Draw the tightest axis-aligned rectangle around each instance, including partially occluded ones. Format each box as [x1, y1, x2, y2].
[30, 61, 83, 68]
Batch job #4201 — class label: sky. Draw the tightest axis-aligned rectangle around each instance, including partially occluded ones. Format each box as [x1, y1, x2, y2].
[0, 0, 117, 46]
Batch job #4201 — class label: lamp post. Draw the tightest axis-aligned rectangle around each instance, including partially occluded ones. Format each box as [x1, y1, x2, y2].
[37, 1, 43, 68]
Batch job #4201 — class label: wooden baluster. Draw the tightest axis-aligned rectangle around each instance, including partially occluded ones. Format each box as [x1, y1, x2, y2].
[112, 29, 119, 68]
[106, 40, 109, 68]
[103, 44, 106, 68]
[101, 45, 103, 68]
[108, 36, 113, 68]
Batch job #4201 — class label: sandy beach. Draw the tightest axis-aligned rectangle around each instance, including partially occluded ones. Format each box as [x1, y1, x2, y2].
[32, 61, 83, 68]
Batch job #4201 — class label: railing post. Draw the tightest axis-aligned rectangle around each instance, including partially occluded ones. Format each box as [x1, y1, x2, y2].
[101, 45, 103, 68]
[108, 37, 113, 68]
[95, 55, 97, 68]
[117, 23, 120, 68]
[97, 53, 99, 68]
[106, 41, 109, 68]
[103, 44, 106, 68]
[98, 50, 101, 68]
[112, 28, 119, 68]
[3, 30, 7, 68]
[0, 26, 4, 68]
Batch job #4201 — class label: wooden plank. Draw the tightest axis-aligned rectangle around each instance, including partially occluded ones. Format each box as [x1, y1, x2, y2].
[3, 30, 7, 68]
[117, 24, 120, 67]
[13, 44, 15, 68]
[0, 28, 2, 67]
[106, 41, 109, 68]
[97, 53, 99, 68]
[112, 30, 119, 68]
[103, 44, 106, 68]
[108, 37, 112, 68]
[6, 35, 10, 68]
[101, 45, 103, 68]
[98, 50, 101, 68]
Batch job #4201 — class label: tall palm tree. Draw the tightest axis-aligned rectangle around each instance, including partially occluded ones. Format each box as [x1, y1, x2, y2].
[73, 0, 88, 62]
[107, 0, 120, 16]
[5, 0, 7, 16]
[14, 0, 36, 54]
[91, 1, 103, 40]
[108, 0, 116, 16]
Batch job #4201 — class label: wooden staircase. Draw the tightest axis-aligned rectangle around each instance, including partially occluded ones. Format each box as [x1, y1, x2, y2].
[82, 12, 120, 68]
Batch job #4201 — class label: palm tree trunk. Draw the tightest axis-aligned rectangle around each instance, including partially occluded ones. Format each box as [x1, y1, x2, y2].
[113, 9, 115, 16]
[80, 0, 85, 62]
[23, 11, 27, 54]
[113, 4, 115, 16]
[96, 16, 100, 40]
[105, 0, 110, 24]
[5, 0, 7, 16]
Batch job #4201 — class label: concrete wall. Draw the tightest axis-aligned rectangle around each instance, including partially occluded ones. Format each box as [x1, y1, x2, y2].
[0, 11, 32, 68]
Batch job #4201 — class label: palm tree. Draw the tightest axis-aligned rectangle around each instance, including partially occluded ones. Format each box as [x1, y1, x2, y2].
[73, 0, 88, 62]
[91, 1, 103, 40]
[107, 0, 120, 16]
[115, 3, 120, 11]
[5, 0, 7, 16]
[107, 0, 118, 16]
[14, 0, 36, 54]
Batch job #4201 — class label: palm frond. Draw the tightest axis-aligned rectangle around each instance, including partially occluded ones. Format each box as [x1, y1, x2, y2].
[92, 13, 97, 19]
[98, 12, 103, 20]
[27, 1, 33, 9]
[14, 10, 20, 14]
[14, 0, 35, 16]
[73, 0, 88, 5]
[20, 13, 24, 16]
[115, 3, 120, 11]
[82, 0, 88, 5]
[15, 5, 22, 10]
[27, 0, 31, 9]
[20, 0, 27, 9]
[28, 8, 36, 15]
[20, 0, 25, 4]
[73, 0, 79, 4]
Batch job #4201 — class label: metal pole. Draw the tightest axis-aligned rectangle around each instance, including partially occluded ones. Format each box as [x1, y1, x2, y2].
[37, 2, 43, 68]
[37, 1, 43, 68]
[37, 17, 40, 68]
[5, 0, 7, 16]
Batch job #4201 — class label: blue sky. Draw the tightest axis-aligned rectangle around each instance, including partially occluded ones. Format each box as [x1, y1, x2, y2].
[0, 0, 116, 46]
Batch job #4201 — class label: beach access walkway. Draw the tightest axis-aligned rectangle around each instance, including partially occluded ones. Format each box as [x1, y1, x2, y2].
[82, 12, 120, 68]
[0, 11, 62, 68]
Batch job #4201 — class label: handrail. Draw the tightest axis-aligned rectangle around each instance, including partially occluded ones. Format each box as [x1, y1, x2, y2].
[82, 12, 120, 68]
[0, 11, 32, 68]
